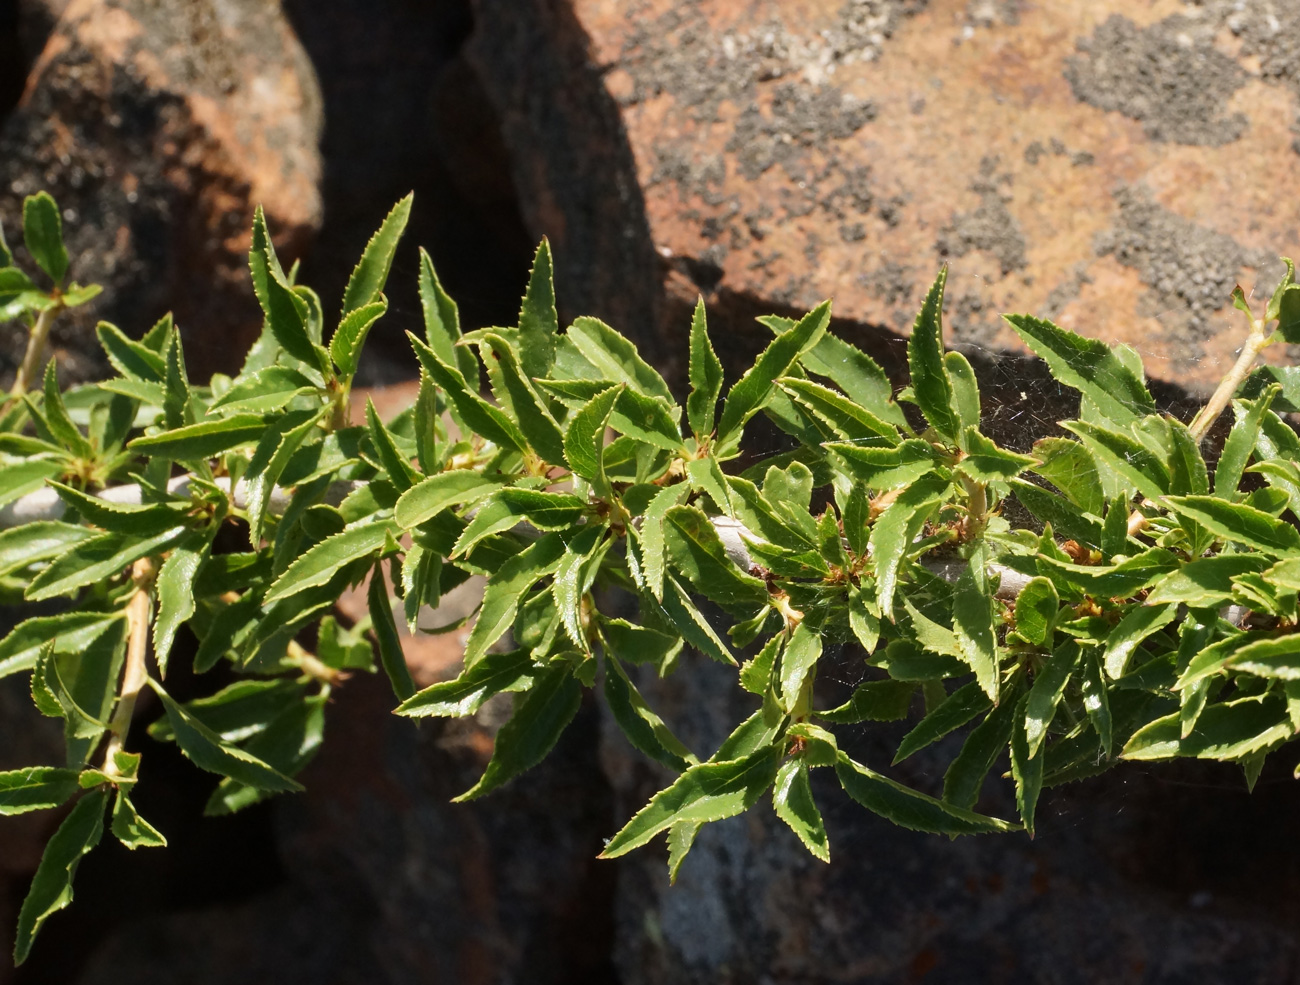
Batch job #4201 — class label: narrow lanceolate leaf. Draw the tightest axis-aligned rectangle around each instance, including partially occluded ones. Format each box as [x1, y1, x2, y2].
[1009, 479, 1102, 548]
[208, 366, 317, 415]
[398, 649, 536, 718]
[893, 681, 991, 763]
[1024, 641, 1078, 757]
[1217, 393, 1276, 499]
[817, 679, 915, 724]
[870, 472, 949, 615]
[151, 684, 303, 793]
[96, 321, 166, 382]
[342, 193, 412, 316]
[826, 439, 940, 491]
[49, 483, 183, 538]
[567, 316, 674, 403]
[418, 248, 478, 383]
[1122, 695, 1291, 761]
[1062, 420, 1169, 500]
[26, 526, 186, 602]
[0, 460, 62, 510]
[129, 414, 269, 460]
[688, 297, 723, 440]
[604, 654, 696, 772]
[262, 248, 326, 372]
[243, 408, 328, 542]
[1145, 554, 1269, 607]
[564, 384, 622, 486]
[39, 361, 92, 457]
[452, 489, 588, 556]
[663, 505, 768, 610]
[1163, 495, 1300, 557]
[1079, 648, 1113, 757]
[409, 333, 527, 453]
[153, 544, 202, 678]
[0, 768, 80, 816]
[943, 689, 1020, 810]
[908, 267, 960, 439]
[13, 790, 105, 965]
[478, 333, 566, 464]
[1030, 437, 1104, 515]
[22, 190, 69, 285]
[1226, 635, 1300, 680]
[329, 299, 388, 379]
[945, 350, 981, 433]
[364, 398, 420, 492]
[957, 429, 1036, 483]
[394, 470, 499, 529]
[368, 560, 415, 701]
[0, 522, 95, 579]
[779, 377, 899, 443]
[264, 520, 396, 604]
[640, 483, 691, 600]
[0, 613, 121, 679]
[455, 664, 581, 802]
[1009, 692, 1043, 837]
[835, 752, 1015, 835]
[517, 239, 559, 381]
[552, 524, 606, 651]
[600, 745, 781, 858]
[1101, 603, 1178, 679]
[773, 760, 830, 862]
[779, 622, 822, 713]
[952, 544, 999, 701]
[111, 791, 167, 849]
[1004, 314, 1155, 425]
[462, 534, 566, 666]
[717, 300, 830, 447]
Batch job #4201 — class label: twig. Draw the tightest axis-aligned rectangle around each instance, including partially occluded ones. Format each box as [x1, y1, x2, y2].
[9, 304, 60, 401]
[101, 557, 156, 777]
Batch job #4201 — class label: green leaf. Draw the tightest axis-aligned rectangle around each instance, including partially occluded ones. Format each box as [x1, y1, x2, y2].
[1276, 283, 1300, 344]
[1163, 495, 1300, 556]
[667, 821, 702, 884]
[1009, 692, 1043, 837]
[462, 534, 566, 666]
[564, 384, 622, 486]
[22, 191, 69, 285]
[13, 790, 105, 964]
[604, 654, 696, 771]
[0, 216, 11, 267]
[943, 686, 1020, 810]
[398, 648, 536, 717]
[659, 574, 737, 666]
[870, 472, 949, 614]
[640, 484, 692, 601]
[242, 408, 327, 541]
[395, 470, 500, 529]
[794, 331, 905, 428]
[368, 560, 415, 701]
[552, 524, 607, 651]
[1176, 632, 1263, 691]
[952, 544, 999, 700]
[111, 789, 167, 850]
[1062, 420, 1169, 500]
[906, 267, 960, 439]
[663, 505, 768, 610]
[1025, 640, 1078, 757]
[264, 520, 397, 604]
[49, 482, 184, 538]
[408, 333, 527, 453]
[1123, 694, 1291, 761]
[329, 299, 388, 379]
[687, 297, 723, 440]
[1004, 313, 1155, 425]
[779, 377, 898, 443]
[26, 526, 186, 602]
[1217, 393, 1276, 499]
[1035, 548, 1177, 600]
[1009, 479, 1102, 548]
[452, 489, 587, 556]
[517, 239, 559, 381]
[717, 301, 830, 448]
[38, 362, 92, 457]
[1030, 437, 1104, 515]
[893, 681, 991, 763]
[1226, 635, 1300, 680]
[261, 247, 327, 373]
[835, 752, 1014, 834]
[818, 679, 915, 724]
[0, 460, 63, 510]
[601, 617, 682, 669]
[208, 367, 317, 415]
[1014, 576, 1058, 645]
[96, 321, 165, 382]
[0, 767, 80, 816]
[957, 429, 1036, 483]
[455, 663, 581, 801]
[151, 683, 303, 792]
[779, 621, 822, 713]
[773, 759, 830, 862]
[0, 521, 95, 579]
[1146, 554, 1269, 607]
[128, 414, 268, 460]
[153, 544, 202, 678]
[1166, 417, 1208, 496]
[1079, 647, 1113, 757]
[0, 613, 122, 680]
[477, 332, 567, 464]
[342, 193, 412, 316]
[1102, 603, 1178, 679]
[567, 315, 673, 403]
[363, 398, 420, 493]
[826, 439, 941, 491]
[600, 745, 781, 857]
[944, 350, 981, 434]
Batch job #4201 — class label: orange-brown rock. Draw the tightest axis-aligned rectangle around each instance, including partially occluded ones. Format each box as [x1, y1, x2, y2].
[0, 0, 322, 381]
[481, 0, 1300, 392]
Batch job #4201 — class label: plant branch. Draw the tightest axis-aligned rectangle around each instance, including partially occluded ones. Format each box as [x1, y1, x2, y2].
[1188, 319, 1272, 442]
[101, 556, 156, 777]
[8, 304, 60, 401]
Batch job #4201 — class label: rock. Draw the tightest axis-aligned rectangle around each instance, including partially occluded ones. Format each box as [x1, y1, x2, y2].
[0, 0, 323, 382]
[475, 0, 1300, 392]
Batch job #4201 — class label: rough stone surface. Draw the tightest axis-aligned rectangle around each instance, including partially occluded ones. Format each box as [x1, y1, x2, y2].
[498, 0, 1300, 391]
[0, 0, 323, 381]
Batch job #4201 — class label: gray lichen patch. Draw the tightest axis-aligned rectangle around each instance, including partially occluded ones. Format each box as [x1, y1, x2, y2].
[1063, 14, 1247, 146]
[1095, 186, 1273, 346]
[935, 157, 1027, 276]
[725, 83, 875, 181]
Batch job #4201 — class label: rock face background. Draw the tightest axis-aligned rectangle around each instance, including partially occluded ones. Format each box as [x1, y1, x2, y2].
[4, 0, 1300, 982]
